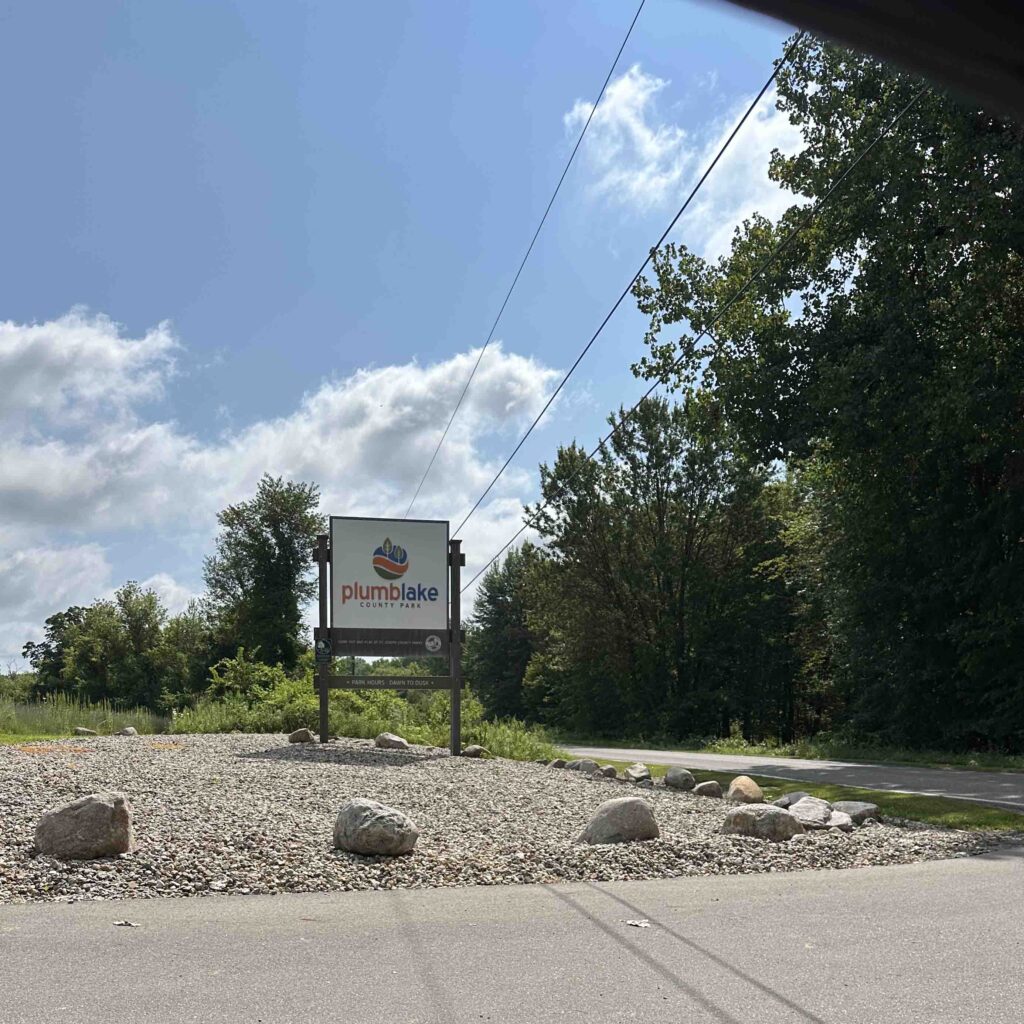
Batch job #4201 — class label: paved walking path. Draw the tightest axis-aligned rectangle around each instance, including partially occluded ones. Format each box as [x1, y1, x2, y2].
[2, 848, 1022, 1023]
[564, 744, 1024, 811]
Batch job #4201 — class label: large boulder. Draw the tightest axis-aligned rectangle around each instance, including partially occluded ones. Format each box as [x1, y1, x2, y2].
[831, 801, 883, 825]
[598, 765, 619, 778]
[73, 727, 98, 736]
[35, 792, 133, 860]
[461, 744, 489, 758]
[788, 796, 834, 829]
[727, 776, 764, 803]
[566, 759, 600, 774]
[773, 791, 810, 809]
[548, 758, 567, 769]
[288, 728, 316, 743]
[577, 797, 659, 845]
[693, 780, 723, 798]
[374, 732, 410, 750]
[116, 727, 138, 737]
[664, 766, 696, 791]
[624, 762, 652, 783]
[333, 798, 418, 856]
[721, 804, 804, 842]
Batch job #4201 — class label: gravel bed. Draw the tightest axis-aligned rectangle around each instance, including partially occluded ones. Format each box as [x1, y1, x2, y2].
[0, 734, 1012, 903]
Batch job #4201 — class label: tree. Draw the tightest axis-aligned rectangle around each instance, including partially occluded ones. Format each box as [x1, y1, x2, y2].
[463, 543, 540, 720]
[203, 475, 325, 670]
[631, 36, 1024, 750]
[22, 606, 85, 695]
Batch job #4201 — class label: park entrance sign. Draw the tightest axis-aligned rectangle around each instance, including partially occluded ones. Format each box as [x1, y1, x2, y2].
[312, 516, 464, 752]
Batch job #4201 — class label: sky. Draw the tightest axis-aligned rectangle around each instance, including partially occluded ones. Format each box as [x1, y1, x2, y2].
[0, 0, 800, 665]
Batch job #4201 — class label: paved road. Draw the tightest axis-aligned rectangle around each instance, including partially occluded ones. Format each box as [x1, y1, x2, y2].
[2, 848, 1022, 1023]
[564, 745, 1024, 811]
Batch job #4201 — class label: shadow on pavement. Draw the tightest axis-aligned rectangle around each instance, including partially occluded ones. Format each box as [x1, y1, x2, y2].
[581, 881, 830, 1024]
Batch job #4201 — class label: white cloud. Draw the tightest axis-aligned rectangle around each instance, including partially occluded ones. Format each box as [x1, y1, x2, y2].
[137, 573, 199, 616]
[0, 313, 563, 662]
[0, 543, 112, 665]
[568, 65, 805, 259]
[0, 309, 176, 429]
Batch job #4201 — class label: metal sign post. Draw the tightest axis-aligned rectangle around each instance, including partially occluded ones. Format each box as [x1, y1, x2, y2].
[312, 517, 464, 754]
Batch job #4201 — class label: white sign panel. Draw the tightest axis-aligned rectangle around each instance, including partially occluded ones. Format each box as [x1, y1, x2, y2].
[330, 516, 448, 631]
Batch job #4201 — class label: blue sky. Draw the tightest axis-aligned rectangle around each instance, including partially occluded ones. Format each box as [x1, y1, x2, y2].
[0, 0, 798, 662]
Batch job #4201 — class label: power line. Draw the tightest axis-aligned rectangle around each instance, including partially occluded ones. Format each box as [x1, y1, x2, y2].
[450, 31, 806, 539]
[403, 0, 647, 520]
[461, 82, 928, 594]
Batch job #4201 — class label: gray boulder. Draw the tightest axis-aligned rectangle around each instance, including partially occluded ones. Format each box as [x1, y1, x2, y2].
[288, 728, 316, 743]
[35, 792, 133, 860]
[773, 791, 810, 809]
[73, 727, 98, 736]
[827, 810, 854, 832]
[577, 797, 659, 845]
[831, 800, 883, 825]
[788, 796, 834, 829]
[635, 778, 654, 790]
[624, 762, 652, 783]
[664, 766, 696, 791]
[548, 758, 567, 769]
[565, 759, 600, 774]
[693, 780, 723, 798]
[333, 798, 418, 856]
[727, 776, 764, 803]
[461, 744, 488, 758]
[116, 727, 138, 737]
[721, 804, 804, 842]
[374, 732, 410, 750]
[599, 765, 618, 778]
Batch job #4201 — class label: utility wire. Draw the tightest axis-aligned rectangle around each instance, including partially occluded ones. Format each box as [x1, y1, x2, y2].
[451, 31, 806, 539]
[461, 82, 928, 593]
[403, 0, 647, 520]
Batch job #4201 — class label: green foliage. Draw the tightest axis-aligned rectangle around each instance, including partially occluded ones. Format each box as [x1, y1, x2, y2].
[203, 473, 325, 670]
[628, 36, 1024, 752]
[0, 695, 164, 736]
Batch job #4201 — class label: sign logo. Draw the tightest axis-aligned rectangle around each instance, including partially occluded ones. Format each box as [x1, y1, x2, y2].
[425, 634, 442, 653]
[372, 538, 409, 580]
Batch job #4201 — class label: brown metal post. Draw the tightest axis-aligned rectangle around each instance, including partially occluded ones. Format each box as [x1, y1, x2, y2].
[449, 539, 462, 756]
[316, 533, 330, 743]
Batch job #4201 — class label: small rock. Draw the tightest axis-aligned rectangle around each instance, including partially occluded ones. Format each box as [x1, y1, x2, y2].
[73, 727, 98, 736]
[693, 780, 723, 798]
[773, 791, 810, 809]
[288, 728, 316, 743]
[720, 804, 803, 842]
[333, 798, 418, 856]
[35, 792, 134, 860]
[599, 765, 618, 778]
[664, 767, 696, 791]
[829, 826, 844, 836]
[788, 796, 833, 829]
[827, 810, 854, 832]
[534, 758, 548, 765]
[635, 778, 654, 789]
[624, 762, 651, 783]
[566, 759, 599, 774]
[577, 797, 659, 845]
[831, 800, 882, 825]
[548, 758, 567, 769]
[116, 727, 138, 737]
[461, 745, 488, 758]
[860, 817, 880, 828]
[726, 776, 764, 803]
[374, 732, 410, 750]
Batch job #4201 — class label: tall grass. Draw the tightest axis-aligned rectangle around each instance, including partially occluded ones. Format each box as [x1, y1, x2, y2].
[0, 695, 165, 737]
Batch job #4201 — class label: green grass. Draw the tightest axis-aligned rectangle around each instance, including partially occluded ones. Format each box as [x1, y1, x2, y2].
[0, 732, 61, 745]
[591, 758, 1024, 832]
[559, 733, 1024, 773]
[0, 697, 165, 738]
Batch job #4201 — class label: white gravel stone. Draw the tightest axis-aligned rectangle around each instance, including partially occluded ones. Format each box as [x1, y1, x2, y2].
[0, 735, 1010, 904]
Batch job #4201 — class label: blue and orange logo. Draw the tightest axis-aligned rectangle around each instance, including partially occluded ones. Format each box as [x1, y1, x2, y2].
[372, 538, 409, 580]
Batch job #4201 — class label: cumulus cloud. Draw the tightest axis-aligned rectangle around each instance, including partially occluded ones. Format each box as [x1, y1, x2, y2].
[567, 65, 804, 258]
[0, 313, 561, 661]
[0, 309, 176, 429]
